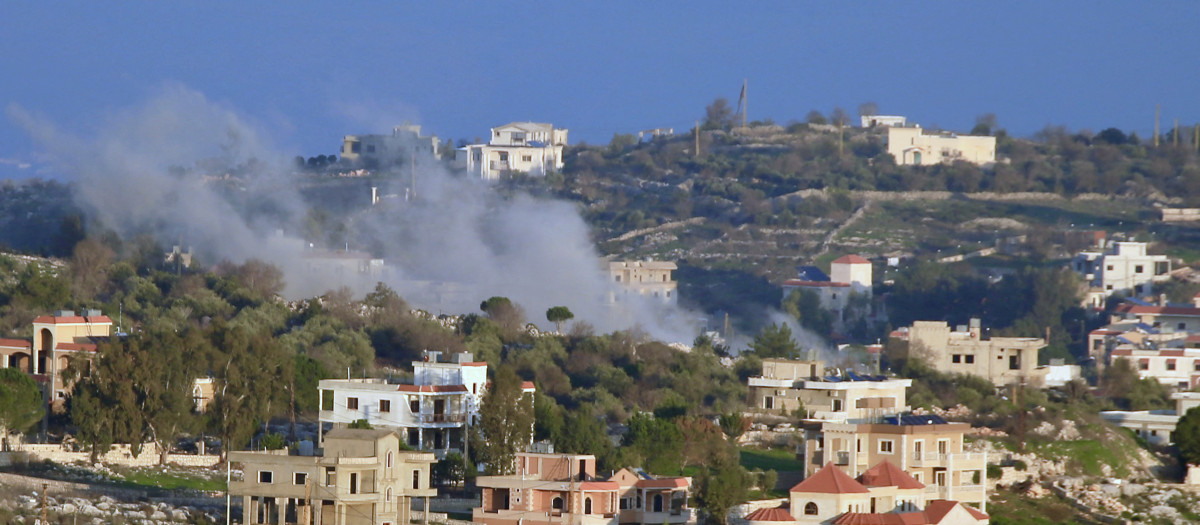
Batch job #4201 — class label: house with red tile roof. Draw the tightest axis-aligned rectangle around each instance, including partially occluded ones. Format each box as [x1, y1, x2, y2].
[473, 452, 621, 525]
[753, 460, 986, 525]
[609, 467, 693, 524]
[783, 255, 876, 333]
[0, 309, 112, 409]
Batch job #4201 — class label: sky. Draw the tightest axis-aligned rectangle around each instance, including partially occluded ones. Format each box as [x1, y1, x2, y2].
[2, 2, 1199, 180]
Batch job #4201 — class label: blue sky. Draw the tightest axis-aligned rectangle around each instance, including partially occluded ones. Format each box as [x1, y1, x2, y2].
[2, 2, 1198, 179]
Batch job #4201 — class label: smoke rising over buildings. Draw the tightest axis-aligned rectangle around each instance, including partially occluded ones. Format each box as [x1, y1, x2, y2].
[8, 85, 698, 342]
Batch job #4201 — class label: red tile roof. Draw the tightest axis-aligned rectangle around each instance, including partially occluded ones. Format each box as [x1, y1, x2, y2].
[1110, 349, 1132, 356]
[924, 500, 988, 522]
[783, 280, 850, 288]
[745, 507, 795, 522]
[833, 255, 871, 265]
[33, 315, 113, 325]
[790, 463, 869, 494]
[832, 512, 929, 525]
[1187, 334, 1200, 344]
[636, 478, 689, 489]
[522, 381, 536, 391]
[1125, 306, 1200, 317]
[0, 338, 31, 349]
[1160, 349, 1185, 357]
[55, 343, 98, 352]
[857, 460, 924, 490]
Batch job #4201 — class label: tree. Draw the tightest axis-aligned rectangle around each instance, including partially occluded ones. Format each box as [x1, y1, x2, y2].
[972, 113, 998, 136]
[1177, 406, 1200, 466]
[624, 413, 684, 475]
[718, 412, 747, 442]
[749, 323, 799, 358]
[546, 306, 574, 333]
[830, 107, 850, 127]
[703, 98, 735, 131]
[805, 111, 827, 125]
[0, 368, 42, 450]
[480, 296, 525, 339]
[695, 455, 750, 525]
[857, 102, 879, 119]
[474, 366, 534, 474]
[783, 289, 834, 336]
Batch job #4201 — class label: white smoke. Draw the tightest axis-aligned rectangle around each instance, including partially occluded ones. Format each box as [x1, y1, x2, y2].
[9, 84, 700, 343]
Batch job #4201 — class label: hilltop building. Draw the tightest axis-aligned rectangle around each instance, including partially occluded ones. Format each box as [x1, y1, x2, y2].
[860, 115, 907, 128]
[0, 310, 112, 407]
[319, 351, 515, 457]
[905, 319, 1047, 387]
[230, 428, 436, 525]
[748, 359, 911, 422]
[461, 122, 568, 179]
[608, 260, 678, 305]
[473, 452, 693, 525]
[801, 415, 988, 514]
[887, 126, 996, 166]
[1072, 240, 1171, 308]
[340, 123, 441, 168]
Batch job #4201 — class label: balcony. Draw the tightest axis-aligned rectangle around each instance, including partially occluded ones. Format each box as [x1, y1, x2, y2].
[748, 377, 794, 388]
[834, 451, 850, 466]
[420, 413, 466, 425]
[908, 452, 986, 469]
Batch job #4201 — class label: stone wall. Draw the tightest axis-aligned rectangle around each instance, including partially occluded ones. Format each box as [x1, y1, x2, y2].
[13, 443, 220, 468]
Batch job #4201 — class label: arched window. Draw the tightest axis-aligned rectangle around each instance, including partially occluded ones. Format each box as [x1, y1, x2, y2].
[804, 502, 818, 515]
[584, 498, 593, 514]
[386, 487, 392, 500]
[387, 451, 393, 468]
[552, 497, 564, 511]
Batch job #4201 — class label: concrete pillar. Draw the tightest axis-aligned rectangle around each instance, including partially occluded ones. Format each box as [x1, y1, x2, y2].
[423, 496, 430, 525]
[243, 495, 252, 525]
[276, 497, 285, 525]
[337, 503, 346, 525]
[417, 427, 424, 451]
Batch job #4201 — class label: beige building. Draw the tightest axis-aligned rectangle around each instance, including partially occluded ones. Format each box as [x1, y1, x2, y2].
[906, 319, 1047, 387]
[230, 428, 436, 525]
[748, 359, 911, 422]
[461, 122, 568, 179]
[0, 310, 112, 407]
[803, 415, 987, 513]
[340, 123, 440, 167]
[608, 260, 678, 305]
[887, 126, 996, 166]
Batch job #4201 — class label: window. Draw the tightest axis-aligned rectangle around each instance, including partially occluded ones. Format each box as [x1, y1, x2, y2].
[294, 472, 307, 485]
[522, 155, 532, 162]
[620, 498, 630, 510]
[615, 275, 621, 282]
[1167, 360, 1177, 371]
[804, 502, 818, 515]
[1106, 265, 1114, 271]
[1157, 262, 1170, 275]
[1180, 323, 1188, 331]
[585, 498, 593, 514]
[498, 152, 509, 161]
[1139, 359, 1149, 370]
[1106, 284, 1113, 291]
[1151, 430, 1158, 437]
[325, 467, 335, 485]
[553, 497, 564, 511]
[347, 397, 359, 410]
[350, 472, 358, 494]
[938, 439, 948, 455]
[1135, 265, 1144, 273]
[321, 390, 334, 411]
[413, 469, 421, 489]
[380, 399, 391, 413]
[387, 451, 393, 468]
[410, 400, 419, 413]
[965, 355, 975, 364]
[1194, 361, 1200, 372]
[952, 354, 961, 363]
[879, 440, 894, 454]
[832, 399, 844, 412]
[764, 396, 773, 409]
[259, 471, 273, 483]
[1009, 355, 1020, 370]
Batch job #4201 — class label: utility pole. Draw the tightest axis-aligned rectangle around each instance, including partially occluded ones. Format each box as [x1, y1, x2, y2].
[1175, 119, 1181, 147]
[1194, 124, 1199, 152]
[1154, 105, 1161, 147]
[694, 121, 700, 158]
[838, 121, 845, 156]
[40, 483, 48, 525]
[741, 78, 748, 129]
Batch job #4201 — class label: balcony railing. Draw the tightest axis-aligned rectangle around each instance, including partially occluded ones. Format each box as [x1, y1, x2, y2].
[908, 452, 986, 468]
[834, 451, 850, 465]
[489, 161, 510, 171]
[420, 413, 466, 424]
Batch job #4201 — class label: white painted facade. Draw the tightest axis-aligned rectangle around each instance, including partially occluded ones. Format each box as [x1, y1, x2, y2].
[887, 126, 996, 166]
[460, 122, 568, 180]
[1072, 241, 1171, 306]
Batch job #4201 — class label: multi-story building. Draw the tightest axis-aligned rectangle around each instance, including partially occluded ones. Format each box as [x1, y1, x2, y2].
[1101, 391, 1200, 446]
[230, 428, 437, 525]
[748, 359, 911, 422]
[887, 126, 996, 166]
[608, 260, 678, 305]
[782, 255, 875, 331]
[1109, 346, 1200, 389]
[318, 351, 496, 457]
[461, 122, 568, 180]
[0, 310, 112, 408]
[474, 452, 619, 525]
[802, 415, 988, 514]
[1072, 241, 1171, 308]
[748, 460, 988, 525]
[340, 123, 441, 168]
[609, 467, 693, 525]
[906, 319, 1047, 387]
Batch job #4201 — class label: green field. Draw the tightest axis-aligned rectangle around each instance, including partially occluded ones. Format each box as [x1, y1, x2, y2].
[738, 447, 803, 472]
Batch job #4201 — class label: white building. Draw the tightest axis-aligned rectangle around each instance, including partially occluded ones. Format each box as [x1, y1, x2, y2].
[782, 255, 874, 330]
[860, 115, 907, 128]
[887, 126, 996, 166]
[1072, 241, 1171, 307]
[319, 351, 501, 457]
[460, 122, 568, 180]
[341, 123, 440, 167]
[1100, 392, 1200, 446]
